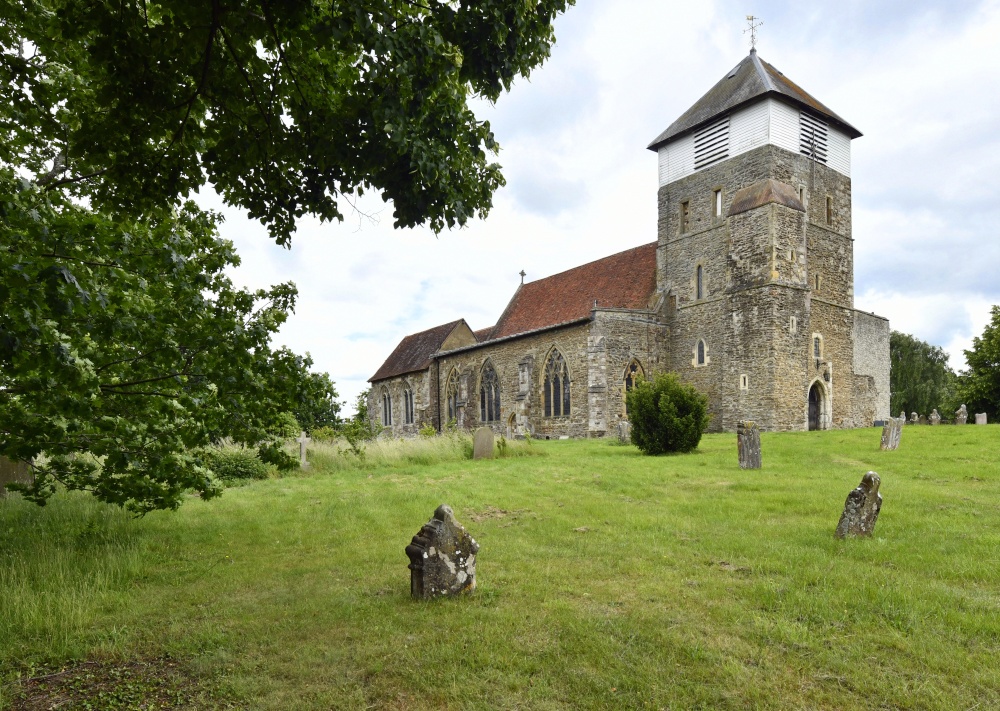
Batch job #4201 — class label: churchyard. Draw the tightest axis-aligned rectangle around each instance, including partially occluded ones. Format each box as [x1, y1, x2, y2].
[2, 426, 999, 709]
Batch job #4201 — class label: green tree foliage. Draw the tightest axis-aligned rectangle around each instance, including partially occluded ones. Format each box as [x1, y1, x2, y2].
[889, 331, 956, 416]
[2, 0, 574, 244]
[293, 371, 341, 433]
[625, 374, 710, 455]
[955, 306, 1000, 420]
[0, 175, 324, 512]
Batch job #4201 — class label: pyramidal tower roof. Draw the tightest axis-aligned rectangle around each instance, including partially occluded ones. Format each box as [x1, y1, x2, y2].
[648, 49, 861, 151]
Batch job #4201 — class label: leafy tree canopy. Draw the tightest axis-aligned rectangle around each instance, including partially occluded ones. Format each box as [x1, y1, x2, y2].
[956, 306, 1000, 421]
[889, 330, 956, 417]
[2, 0, 573, 244]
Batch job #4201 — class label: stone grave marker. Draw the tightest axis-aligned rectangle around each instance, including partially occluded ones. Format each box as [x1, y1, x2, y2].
[929, 409, 941, 425]
[909, 412, 919, 426]
[473, 427, 495, 460]
[899, 411, 906, 425]
[296, 431, 310, 469]
[0, 456, 33, 497]
[737, 420, 761, 469]
[617, 420, 632, 444]
[404, 504, 479, 599]
[879, 417, 903, 451]
[835, 471, 883, 539]
[976, 413, 988, 425]
[955, 404, 968, 425]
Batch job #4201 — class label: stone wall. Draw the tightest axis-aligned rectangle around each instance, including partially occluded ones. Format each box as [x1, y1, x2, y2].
[368, 369, 433, 437]
[852, 310, 891, 426]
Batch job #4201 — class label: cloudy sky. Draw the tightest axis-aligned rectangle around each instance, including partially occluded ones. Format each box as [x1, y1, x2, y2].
[201, 0, 1000, 415]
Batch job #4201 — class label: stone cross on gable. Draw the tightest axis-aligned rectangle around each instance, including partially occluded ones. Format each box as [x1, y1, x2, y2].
[297, 431, 310, 469]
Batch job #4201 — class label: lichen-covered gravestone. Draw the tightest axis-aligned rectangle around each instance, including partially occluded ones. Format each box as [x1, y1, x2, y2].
[472, 427, 495, 460]
[899, 411, 906, 425]
[0, 456, 32, 497]
[976, 413, 988, 425]
[879, 417, 903, 451]
[737, 420, 761, 469]
[617, 420, 632, 444]
[835, 471, 883, 539]
[909, 412, 919, 426]
[405, 504, 479, 599]
[955, 404, 968, 425]
[929, 409, 941, 425]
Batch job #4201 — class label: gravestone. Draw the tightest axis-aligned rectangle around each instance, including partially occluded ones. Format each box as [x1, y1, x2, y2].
[879, 417, 903, 451]
[929, 409, 941, 425]
[737, 420, 761, 469]
[296, 431, 310, 469]
[617, 420, 632, 444]
[0, 456, 33, 497]
[976, 413, 988, 425]
[899, 410, 906, 425]
[473, 427, 495, 460]
[404, 504, 479, 599]
[835, 471, 883, 539]
[918, 415, 927, 426]
[955, 404, 968, 425]
[909, 412, 919, 426]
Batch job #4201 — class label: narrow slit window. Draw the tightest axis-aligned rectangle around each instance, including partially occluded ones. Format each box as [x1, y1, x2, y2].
[696, 265, 704, 300]
[713, 189, 722, 217]
[680, 200, 690, 234]
[740, 374, 749, 390]
[815, 274, 822, 292]
[697, 340, 706, 366]
[790, 316, 798, 333]
[813, 336, 822, 359]
[826, 196, 833, 224]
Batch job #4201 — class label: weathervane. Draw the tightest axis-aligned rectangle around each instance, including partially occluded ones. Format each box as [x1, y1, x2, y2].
[744, 15, 763, 51]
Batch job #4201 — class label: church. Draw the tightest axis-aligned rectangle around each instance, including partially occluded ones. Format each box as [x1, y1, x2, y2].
[368, 50, 891, 438]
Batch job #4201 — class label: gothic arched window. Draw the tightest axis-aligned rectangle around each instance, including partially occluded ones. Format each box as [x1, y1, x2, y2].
[445, 370, 460, 424]
[381, 387, 393, 427]
[403, 383, 414, 424]
[624, 359, 644, 416]
[480, 362, 500, 422]
[697, 339, 706, 366]
[544, 350, 570, 418]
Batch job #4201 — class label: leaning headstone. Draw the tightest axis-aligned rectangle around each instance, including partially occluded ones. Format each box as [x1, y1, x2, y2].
[404, 504, 479, 599]
[617, 420, 632, 444]
[929, 409, 941, 425]
[909, 412, 919, 426]
[0, 456, 33, 497]
[976, 413, 988, 425]
[879, 417, 903, 451]
[296, 431, 310, 469]
[737, 420, 762, 469]
[835, 471, 883, 539]
[955, 404, 968, 425]
[473, 427, 495, 460]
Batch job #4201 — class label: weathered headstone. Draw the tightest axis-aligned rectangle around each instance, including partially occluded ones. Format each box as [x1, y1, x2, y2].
[0, 456, 33, 497]
[955, 404, 968, 425]
[835, 471, 882, 539]
[737, 420, 761, 469]
[929, 409, 941, 425]
[296, 431, 310, 469]
[473, 427, 495, 460]
[617, 420, 632, 444]
[976, 413, 988, 425]
[404, 504, 479, 599]
[918, 415, 927, 426]
[909, 412, 919, 426]
[899, 410, 906, 425]
[879, 417, 903, 451]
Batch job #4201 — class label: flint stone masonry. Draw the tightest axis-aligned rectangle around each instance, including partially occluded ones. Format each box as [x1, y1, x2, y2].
[976, 413, 987, 425]
[737, 420, 762, 469]
[835, 471, 883, 539]
[473, 428, 495, 460]
[405, 504, 479, 600]
[929, 409, 941, 426]
[956, 405, 968, 425]
[880, 417, 903, 451]
[0, 456, 32, 497]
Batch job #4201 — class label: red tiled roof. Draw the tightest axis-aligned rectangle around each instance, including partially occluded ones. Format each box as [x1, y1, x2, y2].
[369, 320, 465, 382]
[487, 243, 657, 340]
[473, 326, 494, 342]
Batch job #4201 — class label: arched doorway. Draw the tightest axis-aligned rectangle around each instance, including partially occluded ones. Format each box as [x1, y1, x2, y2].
[507, 413, 517, 439]
[807, 380, 830, 431]
[808, 383, 821, 430]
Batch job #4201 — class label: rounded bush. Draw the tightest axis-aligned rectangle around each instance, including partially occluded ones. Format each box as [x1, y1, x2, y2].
[203, 447, 269, 480]
[625, 373, 710, 455]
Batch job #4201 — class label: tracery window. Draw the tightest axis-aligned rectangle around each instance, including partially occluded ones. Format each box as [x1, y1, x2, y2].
[445, 370, 460, 423]
[624, 359, 644, 416]
[479, 362, 501, 422]
[543, 350, 571, 418]
[381, 387, 393, 427]
[403, 383, 414, 425]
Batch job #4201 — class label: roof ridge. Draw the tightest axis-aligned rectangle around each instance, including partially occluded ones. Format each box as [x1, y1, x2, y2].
[749, 49, 775, 92]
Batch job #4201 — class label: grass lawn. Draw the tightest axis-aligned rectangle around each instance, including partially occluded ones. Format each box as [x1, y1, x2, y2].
[2, 426, 999, 709]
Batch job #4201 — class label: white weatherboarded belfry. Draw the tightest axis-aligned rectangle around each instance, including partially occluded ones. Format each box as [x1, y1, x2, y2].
[369, 49, 890, 438]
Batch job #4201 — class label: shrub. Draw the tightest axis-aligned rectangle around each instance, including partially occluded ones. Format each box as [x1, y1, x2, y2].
[310, 426, 339, 443]
[202, 447, 270, 480]
[626, 373, 710, 455]
[418, 424, 438, 438]
[272, 412, 302, 439]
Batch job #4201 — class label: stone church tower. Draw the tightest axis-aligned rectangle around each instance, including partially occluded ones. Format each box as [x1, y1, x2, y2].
[649, 49, 888, 431]
[368, 50, 890, 436]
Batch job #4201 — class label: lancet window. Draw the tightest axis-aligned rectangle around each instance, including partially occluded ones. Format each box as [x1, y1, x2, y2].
[381, 387, 393, 427]
[403, 383, 414, 425]
[445, 370, 460, 424]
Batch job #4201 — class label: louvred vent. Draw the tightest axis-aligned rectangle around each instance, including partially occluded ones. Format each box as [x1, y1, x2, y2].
[799, 112, 828, 163]
[694, 116, 730, 170]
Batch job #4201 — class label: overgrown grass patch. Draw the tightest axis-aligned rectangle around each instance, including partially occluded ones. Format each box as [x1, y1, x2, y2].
[2, 426, 999, 709]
